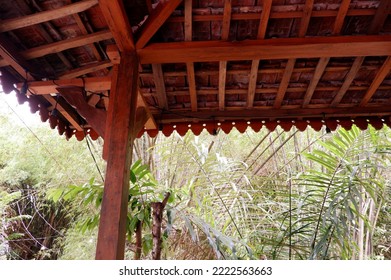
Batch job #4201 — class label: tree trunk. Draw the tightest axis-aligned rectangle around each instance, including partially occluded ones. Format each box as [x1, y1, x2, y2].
[151, 193, 170, 260]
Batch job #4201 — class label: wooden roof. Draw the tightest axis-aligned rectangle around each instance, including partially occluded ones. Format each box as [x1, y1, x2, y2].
[1, 0, 391, 140]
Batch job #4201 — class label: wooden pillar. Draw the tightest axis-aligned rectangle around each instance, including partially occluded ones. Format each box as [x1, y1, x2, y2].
[95, 52, 138, 260]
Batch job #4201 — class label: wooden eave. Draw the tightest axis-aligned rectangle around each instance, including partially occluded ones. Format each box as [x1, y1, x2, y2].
[1, 0, 391, 140]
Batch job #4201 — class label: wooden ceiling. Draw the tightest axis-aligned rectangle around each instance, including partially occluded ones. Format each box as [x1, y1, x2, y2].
[1, 0, 391, 139]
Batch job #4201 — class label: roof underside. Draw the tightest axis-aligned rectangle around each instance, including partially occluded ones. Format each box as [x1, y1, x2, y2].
[0, 0, 391, 140]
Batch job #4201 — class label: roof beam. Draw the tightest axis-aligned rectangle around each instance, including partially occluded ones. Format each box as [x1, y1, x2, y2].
[359, 56, 391, 107]
[219, 61, 227, 111]
[184, 0, 197, 111]
[221, 0, 232, 40]
[247, 59, 260, 108]
[186, 62, 198, 112]
[332, 0, 351, 35]
[138, 35, 391, 64]
[330, 57, 365, 107]
[218, 0, 232, 111]
[298, 0, 314, 37]
[368, 0, 391, 34]
[273, 59, 296, 109]
[0, 0, 98, 33]
[59, 60, 113, 79]
[19, 76, 112, 95]
[184, 0, 192, 42]
[136, 0, 183, 49]
[257, 0, 272, 39]
[247, 0, 272, 108]
[0, 30, 113, 67]
[98, 0, 135, 51]
[152, 64, 168, 110]
[302, 57, 330, 107]
[157, 106, 391, 123]
[274, 0, 312, 109]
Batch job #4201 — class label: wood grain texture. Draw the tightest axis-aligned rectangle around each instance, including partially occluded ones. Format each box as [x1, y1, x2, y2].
[96, 53, 139, 260]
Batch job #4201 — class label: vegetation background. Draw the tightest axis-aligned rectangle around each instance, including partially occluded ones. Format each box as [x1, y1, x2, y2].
[1, 90, 390, 260]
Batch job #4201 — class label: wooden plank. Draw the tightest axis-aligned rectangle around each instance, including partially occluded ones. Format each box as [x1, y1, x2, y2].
[136, 0, 183, 49]
[152, 64, 168, 110]
[0, 0, 98, 33]
[257, 0, 272, 39]
[332, 0, 352, 35]
[359, 56, 391, 107]
[302, 57, 330, 107]
[0, 30, 112, 67]
[247, 60, 260, 108]
[42, 95, 83, 131]
[330, 57, 365, 107]
[273, 59, 296, 109]
[186, 62, 197, 111]
[59, 60, 112, 79]
[156, 106, 391, 122]
[137, 35, 391, 64]
[298, 0, 314, 37]
[96, 53, 139, 260]
[20, 76, 112, 95]
[221, 0, 232, 40]
[184, 0, 192, 41]
[247, 0, 272, 108]
[24, 30, 112, 60]
[57, 86, 106, 137]
[368, 0, 391, 34]
[218, 0, 232, 111]
[99, 0, 134, 51]
[219, 61, 227, 111]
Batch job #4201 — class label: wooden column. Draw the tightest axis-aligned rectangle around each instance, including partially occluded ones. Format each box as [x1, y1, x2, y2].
[95, 52, 139, 260]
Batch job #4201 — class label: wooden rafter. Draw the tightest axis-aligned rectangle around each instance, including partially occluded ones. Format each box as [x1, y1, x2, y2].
[184, 0, 197, 112]
[21, 77, 112, 95]
[359, 56, 391, 107]
[298, 0, 314, 37]
[186, 62, 197, 112]
[368, 0, 391, 35]
[0, 0, 98, 33]
[218, 0, 232, 111]
[219, 61, 227, 111]
[99, 0, 135, 51]
[273, 59, 296, 109]
[257, 0, 272, 39]
[332, 0, 352, 35]
[330, 57, 365, 107]
[59, 60, 113, 79]
[302, 57, 330, 107]
[138, 36, 391, 64]
[136, 0, 183, 49]
[273, 0, 313, 108]
[184, 0, 192, 42]
[247, 0, 272, 108]
[0, 30, 112, 67]
[247, 60, 260, 108]
[152, 64, 168, 110]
